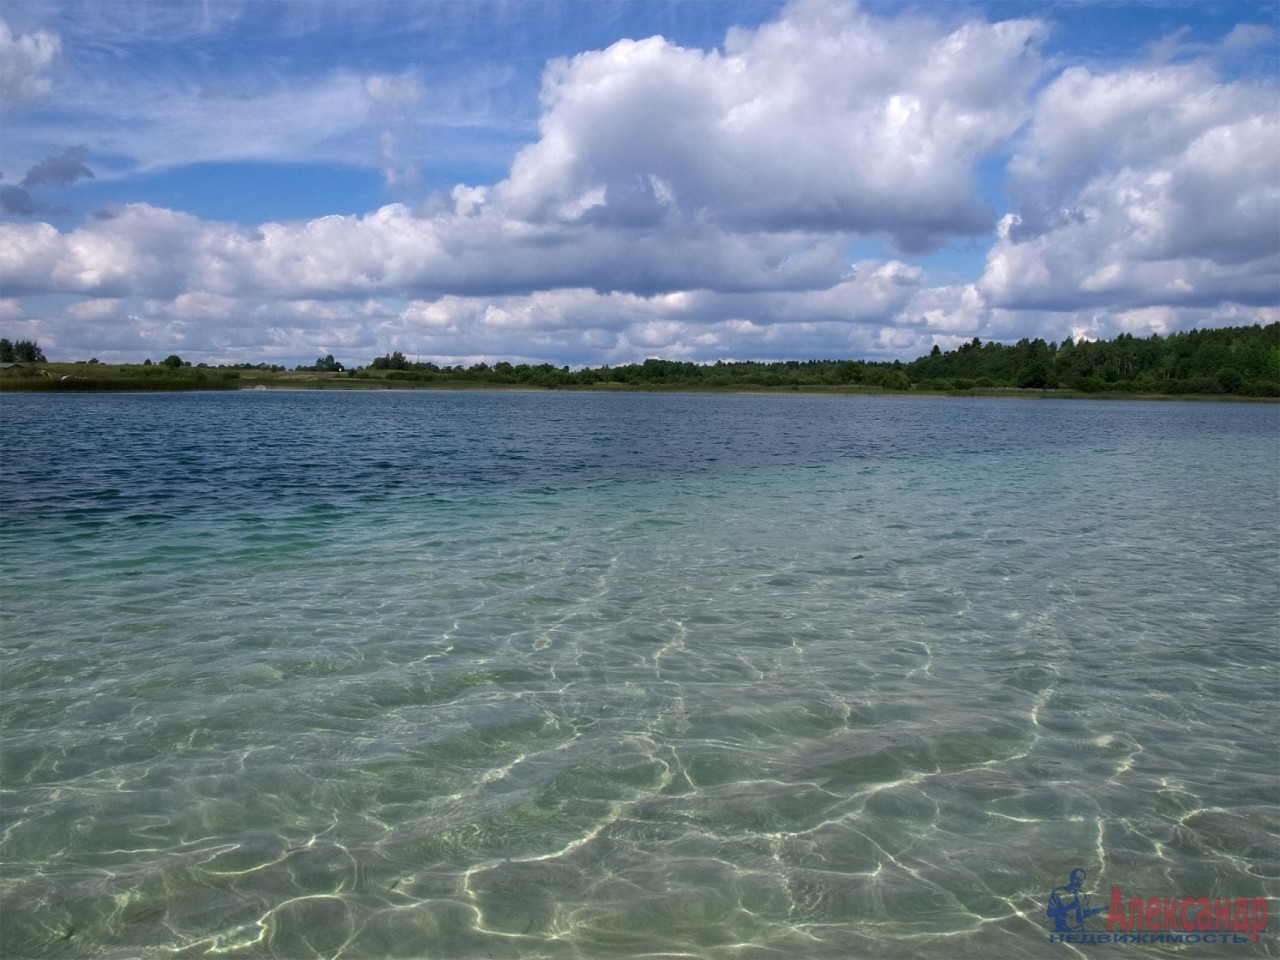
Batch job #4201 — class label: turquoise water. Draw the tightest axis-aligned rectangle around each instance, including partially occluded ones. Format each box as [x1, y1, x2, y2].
[1, 391, 1277, 959]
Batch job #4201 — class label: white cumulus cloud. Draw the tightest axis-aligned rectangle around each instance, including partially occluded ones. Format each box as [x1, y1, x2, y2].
[0, 19, 60, 114]
[496, 0, 1045, 252]
[1, 0, 1275, 367]
[984, 59, 1279, 312]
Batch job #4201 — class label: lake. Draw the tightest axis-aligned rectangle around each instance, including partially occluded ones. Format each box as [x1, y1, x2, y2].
[1, 390, 1276, 958]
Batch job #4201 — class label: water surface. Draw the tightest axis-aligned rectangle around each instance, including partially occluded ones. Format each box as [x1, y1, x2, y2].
[1, 391, 1277, 958]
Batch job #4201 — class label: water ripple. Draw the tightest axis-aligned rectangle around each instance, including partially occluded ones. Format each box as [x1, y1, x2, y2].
[1, 393, 1276, 958]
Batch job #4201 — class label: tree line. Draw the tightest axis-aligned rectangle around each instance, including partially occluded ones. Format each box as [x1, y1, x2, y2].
[906, 324, 1279, 396]
[3, 323, 1277, 395]
[0, 339, 46, 363]
[358, 323, 1279, 396]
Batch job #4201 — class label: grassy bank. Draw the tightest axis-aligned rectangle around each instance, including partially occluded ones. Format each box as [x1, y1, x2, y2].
[2, 362, 1274, 402]
[0, 362, 241, 392]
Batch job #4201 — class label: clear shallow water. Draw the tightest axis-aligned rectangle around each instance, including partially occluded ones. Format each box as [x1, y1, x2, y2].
[0, 391, 1276, 959]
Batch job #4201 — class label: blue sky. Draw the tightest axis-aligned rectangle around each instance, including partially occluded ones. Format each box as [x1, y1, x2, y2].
[1, 0, 1276, 367]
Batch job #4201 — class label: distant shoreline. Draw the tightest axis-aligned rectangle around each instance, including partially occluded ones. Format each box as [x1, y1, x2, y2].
[5, 322, 1276, 399]
[5, 321, 1277, 399]
[2, 373, 1274, 402]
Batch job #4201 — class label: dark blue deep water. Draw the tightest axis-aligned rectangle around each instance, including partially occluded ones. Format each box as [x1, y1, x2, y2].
[1, 391, 1277, 958]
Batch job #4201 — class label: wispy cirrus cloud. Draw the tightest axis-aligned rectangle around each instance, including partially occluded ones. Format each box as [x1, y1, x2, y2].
[1, 3, 533, 185]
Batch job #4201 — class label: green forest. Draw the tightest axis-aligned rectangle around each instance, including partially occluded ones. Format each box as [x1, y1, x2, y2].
[357, 322, 1280, 396]
[2, 323, 1278, 396]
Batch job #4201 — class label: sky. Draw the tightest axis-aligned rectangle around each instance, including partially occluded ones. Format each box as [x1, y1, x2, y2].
[0, 0, 1276, 369]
